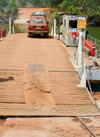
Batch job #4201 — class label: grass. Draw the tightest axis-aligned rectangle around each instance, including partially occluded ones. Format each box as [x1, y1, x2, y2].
[87, 27, 100, 41]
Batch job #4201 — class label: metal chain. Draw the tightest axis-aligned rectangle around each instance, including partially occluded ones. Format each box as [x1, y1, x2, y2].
[87, 79, 100, 111]
[77, 117, 97, 137]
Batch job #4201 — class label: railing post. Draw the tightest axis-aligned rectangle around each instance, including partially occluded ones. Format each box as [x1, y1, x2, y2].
[95, 50, 97, 58]
[9, 17, 11, 35]
[0, 30, 2, 41]
[7, 24, 9, 35]
[51, 27, 53, 35]
[13, 24, 15, 33]
[77, 63, 86, 87]
[95, 39, 96, 45]
[54, 19, 57, 36]
[21, 24, 23, 33]
[78, 32, 83, 68]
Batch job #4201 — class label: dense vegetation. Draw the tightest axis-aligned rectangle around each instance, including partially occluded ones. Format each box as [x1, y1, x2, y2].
[0, 0, 18, 15]
[0, 0, 100, 25]
[51, 0, 100, 26]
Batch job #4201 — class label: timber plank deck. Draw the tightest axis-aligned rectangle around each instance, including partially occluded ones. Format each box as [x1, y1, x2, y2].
[0, 103, 98, 116]
[0, 33, 99, 116]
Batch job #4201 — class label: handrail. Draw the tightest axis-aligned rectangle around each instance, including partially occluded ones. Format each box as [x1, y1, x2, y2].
[86, 34, 100, 59]
[0, 24, 9, 40]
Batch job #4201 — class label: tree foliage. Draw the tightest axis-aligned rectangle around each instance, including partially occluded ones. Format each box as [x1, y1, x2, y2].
[8, 0, 18, 14]
[58, 0, 79, 14]
[0, 0, 100, 25]
[57, 0, 100, 25]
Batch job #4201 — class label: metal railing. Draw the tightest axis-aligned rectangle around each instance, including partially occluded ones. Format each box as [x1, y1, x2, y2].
[14, 24, 28, 33]
[86, 34, 100, 59]
[0, 24, 9, 37]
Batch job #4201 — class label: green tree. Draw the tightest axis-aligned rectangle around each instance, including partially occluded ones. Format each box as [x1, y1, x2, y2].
[50, 0, 63, 7]
[58, 0, 70, 10]
[8, 0, 18, 14]
[68, 6, 79, 14]
[58, 0, 79, 14]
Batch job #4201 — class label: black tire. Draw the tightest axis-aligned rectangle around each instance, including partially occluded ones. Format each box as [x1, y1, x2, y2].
[27, 33, 31, 37]
[44, 33, 49, 38]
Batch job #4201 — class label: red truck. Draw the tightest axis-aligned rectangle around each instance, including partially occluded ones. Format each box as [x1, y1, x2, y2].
[27, 11, 49, 38]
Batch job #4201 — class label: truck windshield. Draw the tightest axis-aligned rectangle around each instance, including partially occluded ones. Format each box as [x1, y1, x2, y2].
[31, 17, 46, 24]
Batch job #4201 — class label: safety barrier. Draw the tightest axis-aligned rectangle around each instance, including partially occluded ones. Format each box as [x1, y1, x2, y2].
[2, 28, 6, 37]
[0, 18, 12, 40]
[0, 30, 2, 38]
[84, 39, 96, 56]
[0, 24, 9, 40]
[86, 34, 100, 59]
[0, 28, 6, 39]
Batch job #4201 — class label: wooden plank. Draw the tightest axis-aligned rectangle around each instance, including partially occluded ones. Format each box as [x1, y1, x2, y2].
[0, 103, 99, 116]
[0, 71, 25, 103]
[49, 72, 93, 105]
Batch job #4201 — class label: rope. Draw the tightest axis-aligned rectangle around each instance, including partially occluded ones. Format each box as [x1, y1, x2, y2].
[74, 46, 78, 59]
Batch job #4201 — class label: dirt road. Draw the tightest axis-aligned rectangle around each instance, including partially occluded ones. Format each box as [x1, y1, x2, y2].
[14, 8, 48, 24]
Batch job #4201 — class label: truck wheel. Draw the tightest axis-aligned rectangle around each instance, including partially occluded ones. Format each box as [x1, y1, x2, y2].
[44, 33, 49, 38]
[27, 33, 31, 37]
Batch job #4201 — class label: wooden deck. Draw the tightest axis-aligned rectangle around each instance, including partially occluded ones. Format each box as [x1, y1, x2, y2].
[0, 33, 99, 116]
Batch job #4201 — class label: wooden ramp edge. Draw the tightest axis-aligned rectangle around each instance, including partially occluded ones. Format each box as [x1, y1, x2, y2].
[0, 103, 99, 117]
[0, 67, 99, 116]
